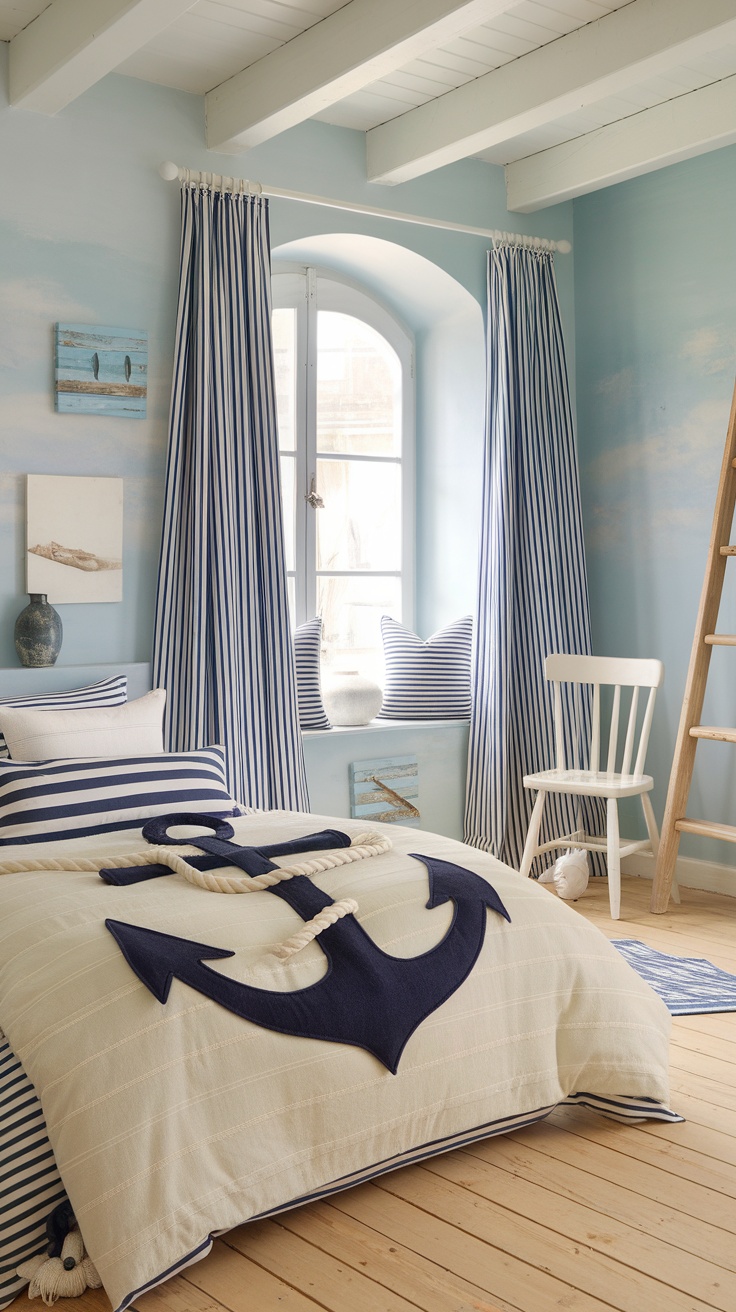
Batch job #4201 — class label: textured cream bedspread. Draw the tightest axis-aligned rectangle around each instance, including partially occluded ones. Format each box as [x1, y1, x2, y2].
[0, 812, 673, 1310]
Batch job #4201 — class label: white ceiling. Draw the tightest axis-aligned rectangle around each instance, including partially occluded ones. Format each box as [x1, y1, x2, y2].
[123, 2, 628, 117]
[0, 1, 46, 41]
[3, 0, 736, 210]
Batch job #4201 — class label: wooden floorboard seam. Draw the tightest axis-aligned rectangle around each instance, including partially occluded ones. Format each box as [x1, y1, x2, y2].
[423, 1149, 736, 1309]
[458, 1138, 736, 1272]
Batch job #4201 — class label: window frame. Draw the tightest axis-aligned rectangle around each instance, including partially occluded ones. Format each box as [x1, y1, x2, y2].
[272, 265, 416, 642]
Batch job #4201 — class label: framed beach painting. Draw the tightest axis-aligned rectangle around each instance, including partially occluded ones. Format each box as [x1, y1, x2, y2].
[26, 475, 123, 603]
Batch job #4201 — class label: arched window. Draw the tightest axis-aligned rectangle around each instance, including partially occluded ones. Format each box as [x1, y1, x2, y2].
[272, 268, 414, 676]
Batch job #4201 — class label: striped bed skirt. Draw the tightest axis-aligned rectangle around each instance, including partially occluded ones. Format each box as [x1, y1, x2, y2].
[0, 1030, 680, 1311]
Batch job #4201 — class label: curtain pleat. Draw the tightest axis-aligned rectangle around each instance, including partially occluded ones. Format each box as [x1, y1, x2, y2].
[152, 184, 308, 811]
[464, 245, 604, 870]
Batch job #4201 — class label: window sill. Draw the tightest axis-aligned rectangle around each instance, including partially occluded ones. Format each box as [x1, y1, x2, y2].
[302, 718, 469, 738]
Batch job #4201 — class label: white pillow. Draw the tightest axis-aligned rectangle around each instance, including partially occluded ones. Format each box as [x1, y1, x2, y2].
[0, 689, 166, 760]
[0, 674, 127, 758]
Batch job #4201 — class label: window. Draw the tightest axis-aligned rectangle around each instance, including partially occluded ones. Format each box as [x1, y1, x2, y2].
[272, 268, 414, 677]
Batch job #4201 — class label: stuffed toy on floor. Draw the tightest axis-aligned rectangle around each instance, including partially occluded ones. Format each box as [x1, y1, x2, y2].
[17, 1201, 101, 1305]
[539, 848, 590, 900]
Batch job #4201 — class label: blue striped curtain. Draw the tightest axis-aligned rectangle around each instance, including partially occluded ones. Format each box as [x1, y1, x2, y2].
[152, 183, 308, 811]
[464, 244, 603, 870]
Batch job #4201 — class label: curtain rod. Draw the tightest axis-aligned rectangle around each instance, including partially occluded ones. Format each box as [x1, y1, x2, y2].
[159, 162, 571, 255]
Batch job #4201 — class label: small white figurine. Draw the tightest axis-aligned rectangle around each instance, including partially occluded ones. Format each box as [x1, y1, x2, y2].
[553, 848, 590, 900]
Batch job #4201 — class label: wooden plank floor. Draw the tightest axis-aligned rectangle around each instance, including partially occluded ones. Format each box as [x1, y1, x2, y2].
[13, 876, 736, 1312]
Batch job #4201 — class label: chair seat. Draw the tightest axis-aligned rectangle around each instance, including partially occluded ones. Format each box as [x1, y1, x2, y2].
[522, 768, 654, 799]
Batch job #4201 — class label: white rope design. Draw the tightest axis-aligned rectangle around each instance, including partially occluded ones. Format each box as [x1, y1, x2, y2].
[0, 852, 163, 876]
[270, 898, 359, 962]
[0, 832, 392, 893]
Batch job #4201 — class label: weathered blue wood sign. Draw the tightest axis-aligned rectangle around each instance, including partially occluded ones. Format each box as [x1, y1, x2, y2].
[55, 324, 147, 418]
[350, 755, 420, 825]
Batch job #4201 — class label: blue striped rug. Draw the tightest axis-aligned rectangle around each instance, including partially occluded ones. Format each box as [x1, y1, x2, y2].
[612, 939, 736, 1015]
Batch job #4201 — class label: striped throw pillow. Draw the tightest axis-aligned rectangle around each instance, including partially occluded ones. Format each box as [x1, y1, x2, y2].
[378, 615, 473, 720]
[0, 1034, 67, 1310]
[0, 747, 241, 847]
[294, 617, 330, 731]
[0, 676, 127, 760]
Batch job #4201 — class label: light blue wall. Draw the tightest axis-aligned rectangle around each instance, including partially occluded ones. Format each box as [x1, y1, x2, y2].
[574, 146, 736, 863]
[0, 58, 183, 668]
[303, 722, 470, 840]
[415, 310, 486, 635]
[0, 55, 576, 828]
[0, 52, 574, 677]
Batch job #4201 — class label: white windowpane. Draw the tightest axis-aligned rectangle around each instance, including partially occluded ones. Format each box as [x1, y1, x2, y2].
[273, 308, 297, 452]
[316, 459, 401, 572]
[280, 454, 296, 573]
[318, 575, 401, 679]
[271, 271, 411, 644]
[317, 312, 401, 457]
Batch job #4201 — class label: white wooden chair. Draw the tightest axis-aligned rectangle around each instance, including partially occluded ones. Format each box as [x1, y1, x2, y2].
[519, 653, 678, 919]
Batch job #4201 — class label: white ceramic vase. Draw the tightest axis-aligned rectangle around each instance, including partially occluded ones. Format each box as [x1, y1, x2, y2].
[323, 670, 383, 726]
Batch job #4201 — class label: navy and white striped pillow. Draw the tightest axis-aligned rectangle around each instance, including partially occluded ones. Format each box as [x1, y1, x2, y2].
[0, 1034, 67, 1310]
[378, 616, 473, 720]
[0, 676, 127, 760]
[0, 747, 241, 847]
[294, 618, 330, 731]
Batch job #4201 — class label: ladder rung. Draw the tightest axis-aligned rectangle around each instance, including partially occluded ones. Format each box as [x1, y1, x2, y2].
[676, 817, 736, 843]
[653, 392, 736, 914]
[689, 725, 736, 742]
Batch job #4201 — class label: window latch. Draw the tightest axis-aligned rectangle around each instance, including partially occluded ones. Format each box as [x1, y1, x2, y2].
[305, 476, 324, 510]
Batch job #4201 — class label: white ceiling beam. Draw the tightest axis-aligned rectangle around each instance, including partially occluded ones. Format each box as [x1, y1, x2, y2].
[205, 0, 516, 155]
[366, 0, 736, 184]
[505, 75, 736, 212]
[9, 0, 196, 114]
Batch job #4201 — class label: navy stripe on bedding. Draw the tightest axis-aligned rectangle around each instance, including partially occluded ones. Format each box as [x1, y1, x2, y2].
[377, 615, 473, 721]
[563, 1092, 684, 1122]
[0, 1036, 67, 1310]
[0, 747, 241, 846]
[111, 1089, 680, 1312]
[0, 677, 127, 760]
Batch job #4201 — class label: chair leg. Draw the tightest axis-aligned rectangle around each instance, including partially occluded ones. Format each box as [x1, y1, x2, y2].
[607, 797, 621, 920]
[520, 791, 547, 878]
[641, 791, 680, 904]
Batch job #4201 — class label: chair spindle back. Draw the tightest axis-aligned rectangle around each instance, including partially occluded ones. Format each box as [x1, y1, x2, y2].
[545, 654, 663, 779]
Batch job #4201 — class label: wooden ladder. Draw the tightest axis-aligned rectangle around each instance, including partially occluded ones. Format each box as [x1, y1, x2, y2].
[651, 379, 736, 912]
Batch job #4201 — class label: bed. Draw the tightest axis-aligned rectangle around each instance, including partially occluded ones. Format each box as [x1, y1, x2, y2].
[0, 744, 680, 1312]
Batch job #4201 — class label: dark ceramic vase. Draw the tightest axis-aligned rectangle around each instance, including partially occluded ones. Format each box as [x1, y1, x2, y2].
[14, 594, 63, 667]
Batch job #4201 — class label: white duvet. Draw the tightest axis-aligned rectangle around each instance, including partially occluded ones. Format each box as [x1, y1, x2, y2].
[0, 811, 676, 1311]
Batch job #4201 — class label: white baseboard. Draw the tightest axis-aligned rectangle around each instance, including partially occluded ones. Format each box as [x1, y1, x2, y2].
[622, 848, 736, 898]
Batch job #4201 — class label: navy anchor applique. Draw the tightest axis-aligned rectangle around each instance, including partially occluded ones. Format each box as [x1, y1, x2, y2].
[105, 814, 510, 1073]
[98, 813, 354, 885]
